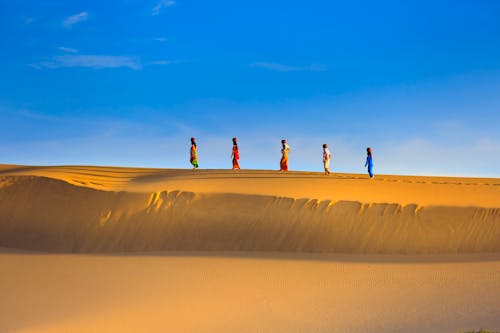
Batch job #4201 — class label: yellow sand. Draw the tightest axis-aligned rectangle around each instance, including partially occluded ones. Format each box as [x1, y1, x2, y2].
[1, 252, 499, 333]
[0, 164, 499, 332]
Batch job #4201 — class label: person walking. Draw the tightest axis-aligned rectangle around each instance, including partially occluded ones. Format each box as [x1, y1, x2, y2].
[231, 137, 240, 170]
[365, 147, 374, 178]
[323, 144, 331, 175]
[280, 139, 290, 171]
[190, 137, 199, 170]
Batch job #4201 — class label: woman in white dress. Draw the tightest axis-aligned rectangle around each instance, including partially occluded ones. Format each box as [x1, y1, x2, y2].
[322, 144, 331, 176]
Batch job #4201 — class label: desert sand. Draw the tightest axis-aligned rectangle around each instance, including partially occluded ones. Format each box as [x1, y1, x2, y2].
[0, 164, 499, 332]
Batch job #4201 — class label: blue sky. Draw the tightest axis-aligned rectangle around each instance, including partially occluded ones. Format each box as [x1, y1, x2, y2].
[1, 0, 499, 176]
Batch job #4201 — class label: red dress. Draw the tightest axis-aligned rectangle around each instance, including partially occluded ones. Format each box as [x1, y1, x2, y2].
[232, 146, 240, 169]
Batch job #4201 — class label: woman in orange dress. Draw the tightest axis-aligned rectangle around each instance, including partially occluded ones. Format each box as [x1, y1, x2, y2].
[231, 137, 240, 170]
[280, 139, 290, 171]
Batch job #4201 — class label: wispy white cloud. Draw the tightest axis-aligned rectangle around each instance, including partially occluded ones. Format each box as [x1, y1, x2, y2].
[57, 46, 78, 53]
[154, 37, 168, 42]
[152, 0, 175, 16]
[251, 62, 327, 72]
[16, 109, 60, 121]
[148, 60, 172, 65]
[63, 11, 88, 28]
[33, 55, 141, 70]
[31, 55, 184, 70]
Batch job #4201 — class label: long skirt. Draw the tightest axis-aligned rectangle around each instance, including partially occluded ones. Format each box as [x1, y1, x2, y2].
[280, 156, 288, 171]
[191, 158, 198, 168]
[232, 158, 240, 169]
[324, 159, 330, 171]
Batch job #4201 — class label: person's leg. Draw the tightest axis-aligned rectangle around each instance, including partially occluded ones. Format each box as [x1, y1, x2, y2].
[368, 165, 373, 178]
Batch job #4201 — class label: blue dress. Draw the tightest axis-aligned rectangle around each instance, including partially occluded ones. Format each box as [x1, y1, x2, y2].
[365, 155, 373, 178]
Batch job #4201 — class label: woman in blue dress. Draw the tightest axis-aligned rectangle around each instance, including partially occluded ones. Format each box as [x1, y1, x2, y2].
[365, 147, 374, 178]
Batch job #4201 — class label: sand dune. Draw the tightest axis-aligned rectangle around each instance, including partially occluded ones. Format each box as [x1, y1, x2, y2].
[1, 165, 499, 332]
[0, 165, 499, 253]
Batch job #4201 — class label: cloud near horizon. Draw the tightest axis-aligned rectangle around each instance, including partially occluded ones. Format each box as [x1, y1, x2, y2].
[1, 123, 499, 177]
[251, 62, 327, 72]
[152, 0, 175, 16]
[63, 12, 88, 28]
[2, 101, 499, 177]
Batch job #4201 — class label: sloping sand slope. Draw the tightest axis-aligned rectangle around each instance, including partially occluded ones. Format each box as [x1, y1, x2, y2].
[0, 165, 499, 253]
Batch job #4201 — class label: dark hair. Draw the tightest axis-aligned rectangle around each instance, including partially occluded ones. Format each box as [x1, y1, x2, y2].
[232, 137, 237, 145]
[191, 137, 196, 147]
[323, 144, 327, 148]
[367, 147, 372, 156]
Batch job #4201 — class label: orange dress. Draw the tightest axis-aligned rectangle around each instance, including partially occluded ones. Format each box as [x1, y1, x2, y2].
[280, 144, 290, 171]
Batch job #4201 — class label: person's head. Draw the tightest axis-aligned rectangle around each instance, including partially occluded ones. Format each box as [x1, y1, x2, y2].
[191, 137, 196, 146]
[323, 144, 328, 148]
[367, 147, 372, 155]
[232, 137, 237, 145]
[281, 139, 286, 145]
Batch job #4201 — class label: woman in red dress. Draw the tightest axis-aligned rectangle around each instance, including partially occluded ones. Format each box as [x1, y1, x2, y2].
[231, 137, 240, 170]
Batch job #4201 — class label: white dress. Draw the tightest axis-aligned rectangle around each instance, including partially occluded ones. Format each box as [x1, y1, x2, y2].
[323, 148, 331, 169]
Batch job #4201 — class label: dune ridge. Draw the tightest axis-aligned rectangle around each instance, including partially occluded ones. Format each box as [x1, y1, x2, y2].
[1, 174, 499, 254]
[2, 164, 500, 206]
